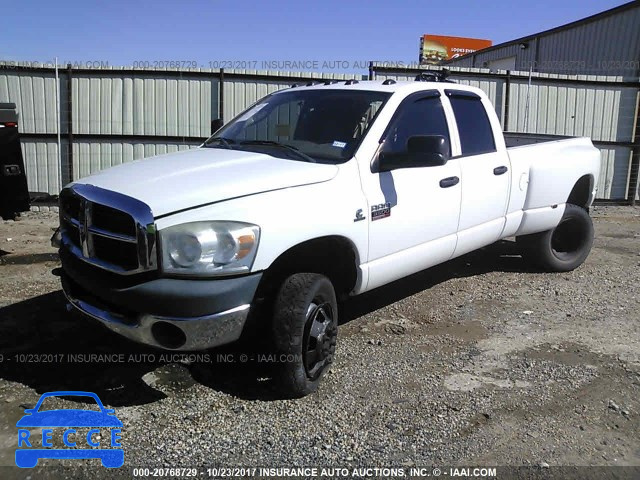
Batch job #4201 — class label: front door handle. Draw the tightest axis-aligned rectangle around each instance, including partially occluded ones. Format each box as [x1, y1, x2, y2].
[493, 165, 508, 175]
[439, 176, 460, 188]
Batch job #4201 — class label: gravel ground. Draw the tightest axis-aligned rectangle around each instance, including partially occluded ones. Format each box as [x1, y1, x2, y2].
[0, 207, 638, 478]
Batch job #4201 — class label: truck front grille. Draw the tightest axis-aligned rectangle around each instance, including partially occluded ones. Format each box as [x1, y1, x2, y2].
[91, 203, 137, 238]
[59, 184, 157, 275]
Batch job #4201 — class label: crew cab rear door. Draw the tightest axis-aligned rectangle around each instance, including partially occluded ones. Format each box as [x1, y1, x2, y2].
[444, 90, 510, 257]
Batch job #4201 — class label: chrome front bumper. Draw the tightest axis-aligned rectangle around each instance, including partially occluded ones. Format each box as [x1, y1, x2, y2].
[63, 286, 250, 351]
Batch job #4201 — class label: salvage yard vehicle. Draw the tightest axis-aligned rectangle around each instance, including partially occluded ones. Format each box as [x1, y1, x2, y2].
[0, 103, 30, 220]
[52, 76, 601, 397]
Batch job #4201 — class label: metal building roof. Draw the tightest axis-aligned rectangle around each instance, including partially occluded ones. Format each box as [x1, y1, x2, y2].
[446, 1, 640, 76]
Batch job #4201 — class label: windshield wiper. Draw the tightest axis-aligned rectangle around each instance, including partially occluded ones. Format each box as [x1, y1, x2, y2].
[204, 136, 236, 149]
[239, 140, 316, 163]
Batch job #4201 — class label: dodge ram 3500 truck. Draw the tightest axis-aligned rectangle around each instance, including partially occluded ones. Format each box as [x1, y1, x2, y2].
[53, 78, 601, 397]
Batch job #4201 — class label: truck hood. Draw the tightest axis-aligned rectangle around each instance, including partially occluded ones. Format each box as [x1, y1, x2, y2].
[73, 148, 339, 217]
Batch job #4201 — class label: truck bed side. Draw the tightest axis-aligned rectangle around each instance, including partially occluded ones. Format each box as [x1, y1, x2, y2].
[502, 137, 601, 237]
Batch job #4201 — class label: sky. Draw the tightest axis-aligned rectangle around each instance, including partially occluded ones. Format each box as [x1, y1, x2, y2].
[2, 0, 630, 73]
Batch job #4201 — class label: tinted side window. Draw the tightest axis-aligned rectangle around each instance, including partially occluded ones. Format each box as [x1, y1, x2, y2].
[448, 94, 496, 156]
[382, 95, 450, 156]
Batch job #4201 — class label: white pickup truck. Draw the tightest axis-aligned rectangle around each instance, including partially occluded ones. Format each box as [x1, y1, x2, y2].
[53, 77, 601, 397]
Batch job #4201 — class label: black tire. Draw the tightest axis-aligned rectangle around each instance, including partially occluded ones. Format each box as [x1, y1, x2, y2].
[517, 203, 594, 272]
[272, 273, 338, 398]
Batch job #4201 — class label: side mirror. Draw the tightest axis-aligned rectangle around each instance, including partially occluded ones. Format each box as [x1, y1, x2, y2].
[407, 135, 449, 166]
[211, 118, 224, 134]
[378, 135, 450, 172]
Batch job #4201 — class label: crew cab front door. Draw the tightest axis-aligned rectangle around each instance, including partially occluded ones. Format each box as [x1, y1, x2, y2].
[361, 91, 462, 290]
[444, 90, 511, 257]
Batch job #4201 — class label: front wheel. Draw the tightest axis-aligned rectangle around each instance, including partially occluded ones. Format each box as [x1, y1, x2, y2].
[272, 273, 338, 398]
[517, 203, 594, 272]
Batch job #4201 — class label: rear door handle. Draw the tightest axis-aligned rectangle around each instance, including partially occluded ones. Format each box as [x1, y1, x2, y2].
[493, 166, 508, 175]
[439, 176, 459, 188]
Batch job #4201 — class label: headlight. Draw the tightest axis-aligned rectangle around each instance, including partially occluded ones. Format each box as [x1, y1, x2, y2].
[159, 221, 260, 276]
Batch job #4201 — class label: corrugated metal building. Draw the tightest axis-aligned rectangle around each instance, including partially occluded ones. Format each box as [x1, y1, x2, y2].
[0, 67, 362, 196]
[445, 1, 640, 77]
[1, 62, 638, 202]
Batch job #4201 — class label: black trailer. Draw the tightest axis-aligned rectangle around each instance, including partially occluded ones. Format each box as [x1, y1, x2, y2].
[0, 103, 30, 220]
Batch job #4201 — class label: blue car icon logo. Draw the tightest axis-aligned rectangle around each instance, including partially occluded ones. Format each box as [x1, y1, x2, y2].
[15, 391, 123, 468]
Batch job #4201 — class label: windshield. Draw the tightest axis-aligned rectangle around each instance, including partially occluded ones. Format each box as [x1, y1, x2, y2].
[35, 395, 101, 412]
[203, 89, 391, 163]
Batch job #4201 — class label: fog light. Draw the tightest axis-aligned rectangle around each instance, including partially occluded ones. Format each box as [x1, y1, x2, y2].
[151, 321, 187, 349]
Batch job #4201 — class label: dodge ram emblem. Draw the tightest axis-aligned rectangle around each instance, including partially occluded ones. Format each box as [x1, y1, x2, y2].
[371, 202, 391, 221]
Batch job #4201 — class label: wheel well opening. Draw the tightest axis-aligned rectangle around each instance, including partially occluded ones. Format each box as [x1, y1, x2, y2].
[257, 236, 359, 300]
[567, 175, 593, 209]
